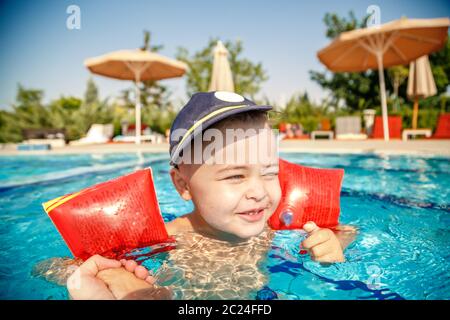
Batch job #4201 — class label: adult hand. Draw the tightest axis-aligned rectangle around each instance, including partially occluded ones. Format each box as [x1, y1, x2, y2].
[66, 254, 121, 300]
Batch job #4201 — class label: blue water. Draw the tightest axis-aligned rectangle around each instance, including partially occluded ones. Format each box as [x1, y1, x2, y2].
[0, 152, 449, 300]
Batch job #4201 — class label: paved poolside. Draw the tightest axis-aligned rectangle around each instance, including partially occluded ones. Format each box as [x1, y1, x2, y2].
[1, 140, 449, 156]
[279, 139, 450, 156]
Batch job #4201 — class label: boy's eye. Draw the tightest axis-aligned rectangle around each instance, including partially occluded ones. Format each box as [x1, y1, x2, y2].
[263, 171, 279, 178]
[224, 175, 245, 181]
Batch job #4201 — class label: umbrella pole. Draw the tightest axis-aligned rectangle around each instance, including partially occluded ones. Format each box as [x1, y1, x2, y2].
[134, 73, 142, 145]
[412, 98, 419, 129]
[376, 52, 390, 141]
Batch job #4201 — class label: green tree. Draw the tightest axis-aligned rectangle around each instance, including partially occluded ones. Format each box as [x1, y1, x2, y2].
[388, 65, 409, 112]
[49, 79, 111, 140]
[138, 30, 171, 109]
[428, 39, 450, 95]
[142, 104, 177, 134]
[0, 85, 54, 142]
[323, 11, 367, 38]
[388, 65, 409, 98]
[47, 96, 82, 138]
[72, 79, 113, 139]
[84, 77, 99, 105]
[0, 110, 21, 142]
[279, 92, 332, 132]
[12, 84, 51, 128]
[176, 38, 268, 98]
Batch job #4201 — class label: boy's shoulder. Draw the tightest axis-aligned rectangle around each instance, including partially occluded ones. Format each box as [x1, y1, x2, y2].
[165, 214, 194, 236]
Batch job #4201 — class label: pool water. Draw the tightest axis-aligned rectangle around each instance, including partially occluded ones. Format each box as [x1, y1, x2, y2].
[0, 152, 448, 299]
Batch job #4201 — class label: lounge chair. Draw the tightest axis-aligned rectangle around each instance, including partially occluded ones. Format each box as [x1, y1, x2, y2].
[69, 124, 114, 145]
[112, 123, 164, 143]
[320, 119, 331, 131]
[363, 109, 376, 136]
[112, 134, 164, 143]
[371, 116, 403, 139]
[335, 116, 367, 140]
[402, 128, 432, 140]
[22, 128, 66, 148]
[311, 119, 333, 140]
[432, 113, 450, 139]
[121, 124, 150, 136]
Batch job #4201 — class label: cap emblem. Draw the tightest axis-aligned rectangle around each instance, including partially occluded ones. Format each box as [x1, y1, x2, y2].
[214, 91, 245, 103]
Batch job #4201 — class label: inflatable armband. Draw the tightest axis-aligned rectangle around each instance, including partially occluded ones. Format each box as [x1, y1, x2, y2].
[43, 168, 170, 260]
[268, 159, 344, 229]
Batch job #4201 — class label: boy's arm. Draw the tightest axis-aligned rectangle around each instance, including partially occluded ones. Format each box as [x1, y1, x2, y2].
[302, 222, 357, 263]
[67, 255, 122, 300]
[33, 257, 83, 286]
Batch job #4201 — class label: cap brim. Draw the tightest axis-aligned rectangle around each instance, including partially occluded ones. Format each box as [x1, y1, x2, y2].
[170, 104, 272, 165]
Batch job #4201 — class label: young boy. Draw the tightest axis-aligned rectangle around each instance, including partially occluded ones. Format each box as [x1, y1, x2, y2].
[67, 91, 355, 300]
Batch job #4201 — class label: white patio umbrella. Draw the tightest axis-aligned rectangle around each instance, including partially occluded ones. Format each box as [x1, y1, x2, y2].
[208, 41, 235, 92]
[85, 49, 187, 144]
[407, 55, 437, 129]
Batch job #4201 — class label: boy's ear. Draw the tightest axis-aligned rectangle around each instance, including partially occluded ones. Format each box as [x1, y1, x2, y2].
[169, 167, 192, 201]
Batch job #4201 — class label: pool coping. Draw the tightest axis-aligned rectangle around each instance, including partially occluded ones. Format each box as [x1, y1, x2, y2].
[1, 140, 450, 157]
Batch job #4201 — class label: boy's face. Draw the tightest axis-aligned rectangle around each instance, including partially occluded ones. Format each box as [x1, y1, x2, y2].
[170, 120, 281, 239]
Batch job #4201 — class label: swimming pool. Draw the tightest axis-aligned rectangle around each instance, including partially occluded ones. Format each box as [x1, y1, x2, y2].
[0, 152, 448, 299]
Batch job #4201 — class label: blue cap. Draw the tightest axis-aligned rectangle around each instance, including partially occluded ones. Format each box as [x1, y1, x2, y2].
[169, 91, 272, 165]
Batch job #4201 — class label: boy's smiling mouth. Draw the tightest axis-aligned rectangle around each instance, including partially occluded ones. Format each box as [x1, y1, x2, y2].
[236, 207, 267, 222]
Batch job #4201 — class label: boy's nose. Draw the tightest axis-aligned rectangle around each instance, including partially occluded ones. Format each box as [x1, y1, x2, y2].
[245, 178, 267, 202]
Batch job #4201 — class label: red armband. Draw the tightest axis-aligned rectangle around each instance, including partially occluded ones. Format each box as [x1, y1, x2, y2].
[268, 158, 344, 230]
[42, 168, 171, 260]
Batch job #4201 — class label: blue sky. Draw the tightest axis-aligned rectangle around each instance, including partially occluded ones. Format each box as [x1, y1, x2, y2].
[1, 0, 449, 110]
